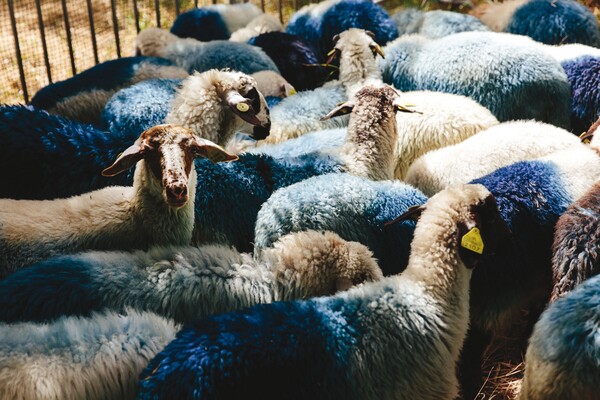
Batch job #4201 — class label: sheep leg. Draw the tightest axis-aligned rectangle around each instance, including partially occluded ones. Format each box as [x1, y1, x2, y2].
[457, 326, 491, 400]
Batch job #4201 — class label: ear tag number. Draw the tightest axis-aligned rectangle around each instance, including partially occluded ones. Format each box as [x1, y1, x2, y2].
[236, 103, 249, 112]
[461, 227, 484, 254]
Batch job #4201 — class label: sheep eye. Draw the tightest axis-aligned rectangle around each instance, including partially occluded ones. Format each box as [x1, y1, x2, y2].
[245, 88, 261, 112]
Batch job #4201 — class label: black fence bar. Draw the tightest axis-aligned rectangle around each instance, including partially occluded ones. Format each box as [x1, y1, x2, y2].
[86, 0, 100, 64]
[7, 0, 28, 103]
[34, 0, 52, 83]
[60, 0, 77, 75]
[261, 0, 266, 11]
[175, 0, 180, 16]
[278, 0, 283, 23]
[133, 0, 141, 33]
[155, 0, 162, 27]
[195, 0, 199, 7]
[110, 0, 121, 58]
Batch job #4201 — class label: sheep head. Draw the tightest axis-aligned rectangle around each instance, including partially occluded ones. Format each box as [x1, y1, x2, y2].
[325, 28, 385, 71]
[216, 70, 271, 140]
[133, 28, 179, 57]
[101, 124, 237, 209]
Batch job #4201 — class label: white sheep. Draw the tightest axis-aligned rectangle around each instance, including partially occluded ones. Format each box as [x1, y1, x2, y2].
[0, 309, 178, 400]
[0, 124, 237, 278]
[0, 230, 382, 324]
[229, 14, 284, 42]
[405, 120, 584, 196]
[137, 184, 512, 400]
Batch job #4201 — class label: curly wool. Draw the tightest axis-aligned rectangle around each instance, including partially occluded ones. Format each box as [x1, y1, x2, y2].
[392, 9, 490, 39]
[170, 8, 230, 41]
[254, 173, 427, 276]
[29, 56, 188, 126]
[380, 31, 571, 128]
[0, 310, 178, 400]
[248, 31, 327, 91]
[562, 56, 600, 135]
[521, 273, 600, 400]
[0, 231, 382, 324]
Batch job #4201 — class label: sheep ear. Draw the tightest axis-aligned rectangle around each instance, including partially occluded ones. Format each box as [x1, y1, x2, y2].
[370, 43, 385, 58]
[101, 143, 145, 177]
[321, 101, 355, 121]
[225, 90, 262, 126]
[190, 137, 238, 163]
[325, 48, 340, 66]
[383, 205, 425, 228]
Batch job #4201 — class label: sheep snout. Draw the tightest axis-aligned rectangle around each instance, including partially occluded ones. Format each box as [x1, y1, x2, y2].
[165, 182, 189, 208]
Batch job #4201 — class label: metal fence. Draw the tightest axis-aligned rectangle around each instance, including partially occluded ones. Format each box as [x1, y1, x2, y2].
[1, 0, 310, 104]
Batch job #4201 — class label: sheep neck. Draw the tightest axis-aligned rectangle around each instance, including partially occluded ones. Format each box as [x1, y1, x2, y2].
[341, 105, 397, 181]
[132, 162, 195, 246]
[338, 50, 382, 99]
[401, 213, 472, 328]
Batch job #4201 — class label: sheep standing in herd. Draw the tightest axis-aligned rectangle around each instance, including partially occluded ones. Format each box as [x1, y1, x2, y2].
[0, 230, 382, 324]
[0, 124, 236, 277]
[137, 184, 511, 400]
[0, 310, 178, 400]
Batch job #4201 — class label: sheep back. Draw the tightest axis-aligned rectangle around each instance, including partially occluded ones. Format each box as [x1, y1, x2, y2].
[192, 153, 345, 251]
[170, 8, 230, 41]
[0, 310, 178, 400]
[562, 56, 600, 135]
[164, 40, 279, 75]
[380, 32, 571, 128]
[393, 9, 491, 39]
[469, 157, 591, 331]
[507, 0, 600, 47]
[101, 78, 182, 135]
[250, 128, 346, 159]
[29, 56, 188, 126]
[0, 105, 133, 200]
[266, 83, 348, 144]
[551, 180, 600, 301]
[254, 173, 427, 276]
[520, 273, 600, 400]
[248, 31, 328, 91]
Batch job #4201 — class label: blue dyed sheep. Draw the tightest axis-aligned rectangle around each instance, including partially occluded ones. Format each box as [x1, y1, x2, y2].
[0, 230, 381, 324]
[136, 184, 511, 400]
[254, 173, 427, 276]
[479, 0, 600, 47]
[392, 9, 491, 38]
[287, 0, 399, 58]
[248, 31, 327, 91]
[520, 273, 600, 400]
[380, 31, 571, 128]
[458, 144, 600, 398]
[29, 56, 188, 126]
[561, 55, 600, 135]
[169, 4, 264, 41]
[170, 8, 230, 41]
[0, 310, 178, 400]
[134, 28, 279, 75]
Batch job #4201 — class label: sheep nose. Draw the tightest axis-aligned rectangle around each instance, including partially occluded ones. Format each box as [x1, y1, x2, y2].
[252, 122, 270, 140]
[166, 183, 188, 207]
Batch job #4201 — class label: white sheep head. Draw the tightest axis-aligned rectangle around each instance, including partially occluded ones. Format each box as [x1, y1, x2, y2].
[133, 27, 180, 57]
[101, 124, 237, 209]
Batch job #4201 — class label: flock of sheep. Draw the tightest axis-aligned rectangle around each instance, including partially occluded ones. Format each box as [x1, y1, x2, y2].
[1, 0, 600, 399]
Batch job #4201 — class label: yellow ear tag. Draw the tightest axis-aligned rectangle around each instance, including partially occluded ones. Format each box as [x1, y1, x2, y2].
[289, 89, 297, 96]
[236, 103, 249, 112]
[461, 227, 484, 254]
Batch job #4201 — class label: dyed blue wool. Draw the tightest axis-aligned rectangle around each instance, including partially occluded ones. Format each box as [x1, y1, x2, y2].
[250, 128, 345, 158]
[380, 31, 571, 128]
[561, 56, 600, 135]
[507, 0, 600, 47]
[192, 153, 344, 251]
[0, 105, 134, 200]
[248, 31, 328, 91]
[254, 173, 427, 276]
[101, 78, 181, 136]
[521, 273, 600, 399]
[170, 8, 230, 41]
[287, 0, 398, 59]
[392, 9, 490, 39]
[29, 56, 187, 126]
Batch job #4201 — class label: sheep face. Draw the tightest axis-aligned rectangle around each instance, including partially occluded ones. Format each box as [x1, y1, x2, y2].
[218, 71, 271, 140]
[102, 124, 237, 209]
[326, 28, 385, 67]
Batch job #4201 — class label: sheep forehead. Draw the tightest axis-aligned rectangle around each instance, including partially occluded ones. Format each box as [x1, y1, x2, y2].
[337, 29, 375, 47]
[427, 184, 492, 215]
[354, 85, 399, 105]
